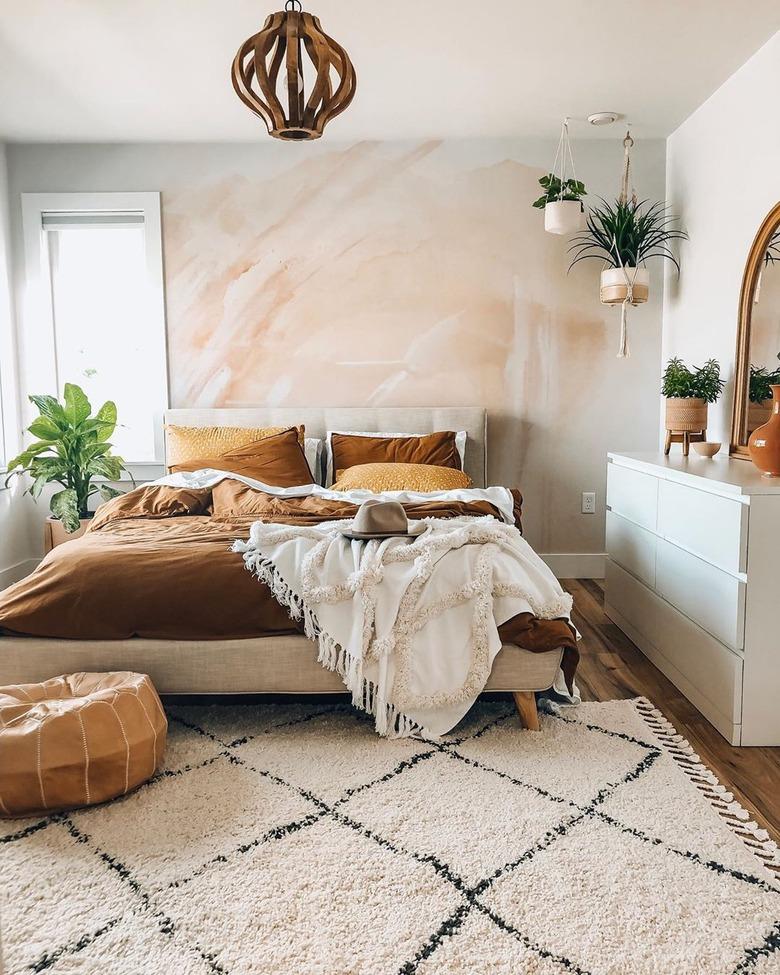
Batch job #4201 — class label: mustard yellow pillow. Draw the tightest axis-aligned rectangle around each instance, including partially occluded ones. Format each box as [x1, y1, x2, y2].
[166, 425, 304, 469]
[332, 462, 472, 493]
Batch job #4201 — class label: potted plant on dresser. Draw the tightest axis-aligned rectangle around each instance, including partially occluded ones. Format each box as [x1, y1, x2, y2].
[661, 357, 725, 455]
[5, 383, 129, 552]
[748, 355, 780, 434]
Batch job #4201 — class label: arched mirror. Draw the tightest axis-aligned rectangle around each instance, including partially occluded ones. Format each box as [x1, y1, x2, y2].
[731, 202, 780, 457]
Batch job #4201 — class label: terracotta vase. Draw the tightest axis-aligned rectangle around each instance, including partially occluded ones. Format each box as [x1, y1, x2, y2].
[748, 385, 780, 477]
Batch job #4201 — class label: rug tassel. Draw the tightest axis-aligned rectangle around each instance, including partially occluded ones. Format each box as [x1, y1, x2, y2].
[634, 698, 780, 885]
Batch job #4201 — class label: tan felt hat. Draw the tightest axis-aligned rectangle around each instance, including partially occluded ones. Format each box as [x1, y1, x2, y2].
[341, 499, 426, 540]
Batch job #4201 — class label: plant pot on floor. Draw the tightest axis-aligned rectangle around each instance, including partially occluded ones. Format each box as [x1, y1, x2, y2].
[44, 516, 91, 555]
[544, 200, 584, 235]
[600, 267, 650, 306]
[664, 397, 708, 456]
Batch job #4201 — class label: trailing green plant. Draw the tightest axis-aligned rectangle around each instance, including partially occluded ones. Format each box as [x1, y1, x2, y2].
[532, 173, 586, 210]
[749, 354, 780, 403]
[568, 198, 688, 272]
[660, 357, 724, 403]
[5, 383, 129, 532]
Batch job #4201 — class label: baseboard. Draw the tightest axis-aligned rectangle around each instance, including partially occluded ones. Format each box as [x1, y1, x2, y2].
[540, 553, 606, 579]
[0, 558, 39, 590]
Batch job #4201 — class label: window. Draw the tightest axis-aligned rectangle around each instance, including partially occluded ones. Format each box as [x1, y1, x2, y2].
[22, 193, 168, 469]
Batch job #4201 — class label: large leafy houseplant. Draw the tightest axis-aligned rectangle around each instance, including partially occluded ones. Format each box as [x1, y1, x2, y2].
[6, 383, 128, 532]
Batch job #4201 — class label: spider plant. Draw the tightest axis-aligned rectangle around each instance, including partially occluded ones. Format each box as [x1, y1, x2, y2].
[568, 199, 688, 272]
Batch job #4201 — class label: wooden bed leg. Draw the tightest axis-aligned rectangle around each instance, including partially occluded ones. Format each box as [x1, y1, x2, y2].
[512, 691, 540, 731]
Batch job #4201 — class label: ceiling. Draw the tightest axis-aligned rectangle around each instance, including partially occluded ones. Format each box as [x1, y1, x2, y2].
[1, 1, 778, 143]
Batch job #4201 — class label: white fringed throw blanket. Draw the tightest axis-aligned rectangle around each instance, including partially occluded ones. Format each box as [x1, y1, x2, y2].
[235, 515, 574, 737]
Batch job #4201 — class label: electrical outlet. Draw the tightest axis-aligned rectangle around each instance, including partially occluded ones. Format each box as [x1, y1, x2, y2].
[581, 491, 596, 514]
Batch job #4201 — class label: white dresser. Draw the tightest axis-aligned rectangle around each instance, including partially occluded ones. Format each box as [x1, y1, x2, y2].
[605, 451, 780, 746]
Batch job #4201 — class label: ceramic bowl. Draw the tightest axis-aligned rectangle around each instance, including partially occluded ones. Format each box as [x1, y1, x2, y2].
[692, 441, 721, 458]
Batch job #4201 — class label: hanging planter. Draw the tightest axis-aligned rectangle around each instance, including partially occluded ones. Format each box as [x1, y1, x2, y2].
[568, 130, 688, 357]
[532, 119, 586, 236]
[600, 267, 650, 305]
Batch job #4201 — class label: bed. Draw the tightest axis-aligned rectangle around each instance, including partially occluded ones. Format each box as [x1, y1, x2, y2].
[0, 407, 576, 730]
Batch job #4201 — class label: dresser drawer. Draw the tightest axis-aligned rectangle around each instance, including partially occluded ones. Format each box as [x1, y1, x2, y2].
[605, 559, 743, 730]
[606, 462, 658, 532]
[606, 510, 656, 587]
[655, 539, 745, 650]
[657, 479, 747, 575]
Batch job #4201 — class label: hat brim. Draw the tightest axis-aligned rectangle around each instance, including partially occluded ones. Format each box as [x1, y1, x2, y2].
[340, 524, 426, 541]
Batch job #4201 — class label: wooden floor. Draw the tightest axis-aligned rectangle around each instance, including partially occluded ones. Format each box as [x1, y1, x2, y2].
[565, 578, 780, 843]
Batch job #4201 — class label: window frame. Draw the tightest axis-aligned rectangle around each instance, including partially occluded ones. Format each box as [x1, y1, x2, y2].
[21, 191, 169, 477]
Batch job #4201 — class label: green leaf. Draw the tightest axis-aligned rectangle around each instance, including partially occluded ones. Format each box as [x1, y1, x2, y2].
[94, 401, 117, 442]
[63, 383, 92, 427]
[50, 488, 81, 532]
[88, 455, 123, 480]
[98, 484, 123, 503]
[28, 394, 67, 429]
[27, 417, 61, 441]
[5, 441, 56, 471]
[30, 474, 50, 500]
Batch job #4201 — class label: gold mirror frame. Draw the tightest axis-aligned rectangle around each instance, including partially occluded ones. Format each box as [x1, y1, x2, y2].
[730, 201, 780, 458]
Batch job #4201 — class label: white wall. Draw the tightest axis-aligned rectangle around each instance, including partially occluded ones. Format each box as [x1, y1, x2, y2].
[0, 143, 36, 585]
[663, 31, 780, 442]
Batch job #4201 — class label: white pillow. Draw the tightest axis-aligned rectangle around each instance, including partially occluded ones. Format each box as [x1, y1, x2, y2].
[324, 430, 468, 487]
[304, 438, 323, 484]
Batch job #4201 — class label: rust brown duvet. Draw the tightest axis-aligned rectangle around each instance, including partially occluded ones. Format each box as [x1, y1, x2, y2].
[0, 482, 577, 683]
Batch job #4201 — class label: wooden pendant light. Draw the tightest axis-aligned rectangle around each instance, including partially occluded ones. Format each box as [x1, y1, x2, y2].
[231, 0, 356, 141]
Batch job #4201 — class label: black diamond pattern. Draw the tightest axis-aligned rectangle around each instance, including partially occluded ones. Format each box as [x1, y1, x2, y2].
[1, 702, 778, 975]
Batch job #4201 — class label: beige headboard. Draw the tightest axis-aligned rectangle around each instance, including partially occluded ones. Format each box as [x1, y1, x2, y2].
[163, 407, 488, 487]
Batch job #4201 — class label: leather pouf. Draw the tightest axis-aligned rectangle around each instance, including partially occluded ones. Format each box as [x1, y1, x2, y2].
[0, 672, 167, 818]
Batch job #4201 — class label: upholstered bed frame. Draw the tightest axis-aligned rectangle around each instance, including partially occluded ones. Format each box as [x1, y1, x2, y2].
[0, 408, 562, 730]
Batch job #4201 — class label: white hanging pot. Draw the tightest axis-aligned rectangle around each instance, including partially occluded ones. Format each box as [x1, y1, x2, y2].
[600, 267, 650, 306]
[544, 200, 584, 235]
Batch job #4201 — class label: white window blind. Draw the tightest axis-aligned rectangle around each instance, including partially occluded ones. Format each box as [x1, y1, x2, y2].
[22, 193, 168, 468]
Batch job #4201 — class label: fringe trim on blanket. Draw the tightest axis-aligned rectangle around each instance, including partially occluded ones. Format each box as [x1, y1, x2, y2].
[634, 698, 780, 886]
[239, 547, 422, 738]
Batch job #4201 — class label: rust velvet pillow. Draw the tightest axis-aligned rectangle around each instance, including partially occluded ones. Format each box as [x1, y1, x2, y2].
[327, 431, 463, 485]
[169, 427, 314, 487]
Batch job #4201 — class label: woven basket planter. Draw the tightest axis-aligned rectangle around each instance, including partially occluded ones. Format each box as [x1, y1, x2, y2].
[665, 397, 708, 433]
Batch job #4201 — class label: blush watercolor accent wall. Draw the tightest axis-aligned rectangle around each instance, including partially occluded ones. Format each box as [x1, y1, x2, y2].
[8, 138, 665, 555]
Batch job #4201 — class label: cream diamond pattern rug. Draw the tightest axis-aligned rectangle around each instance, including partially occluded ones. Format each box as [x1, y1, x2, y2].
[2, 698, 779, 975]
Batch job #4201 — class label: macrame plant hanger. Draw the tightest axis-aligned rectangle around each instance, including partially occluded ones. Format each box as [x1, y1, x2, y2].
[613, 129, 638, 358]
[550, 118, 577, 202]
